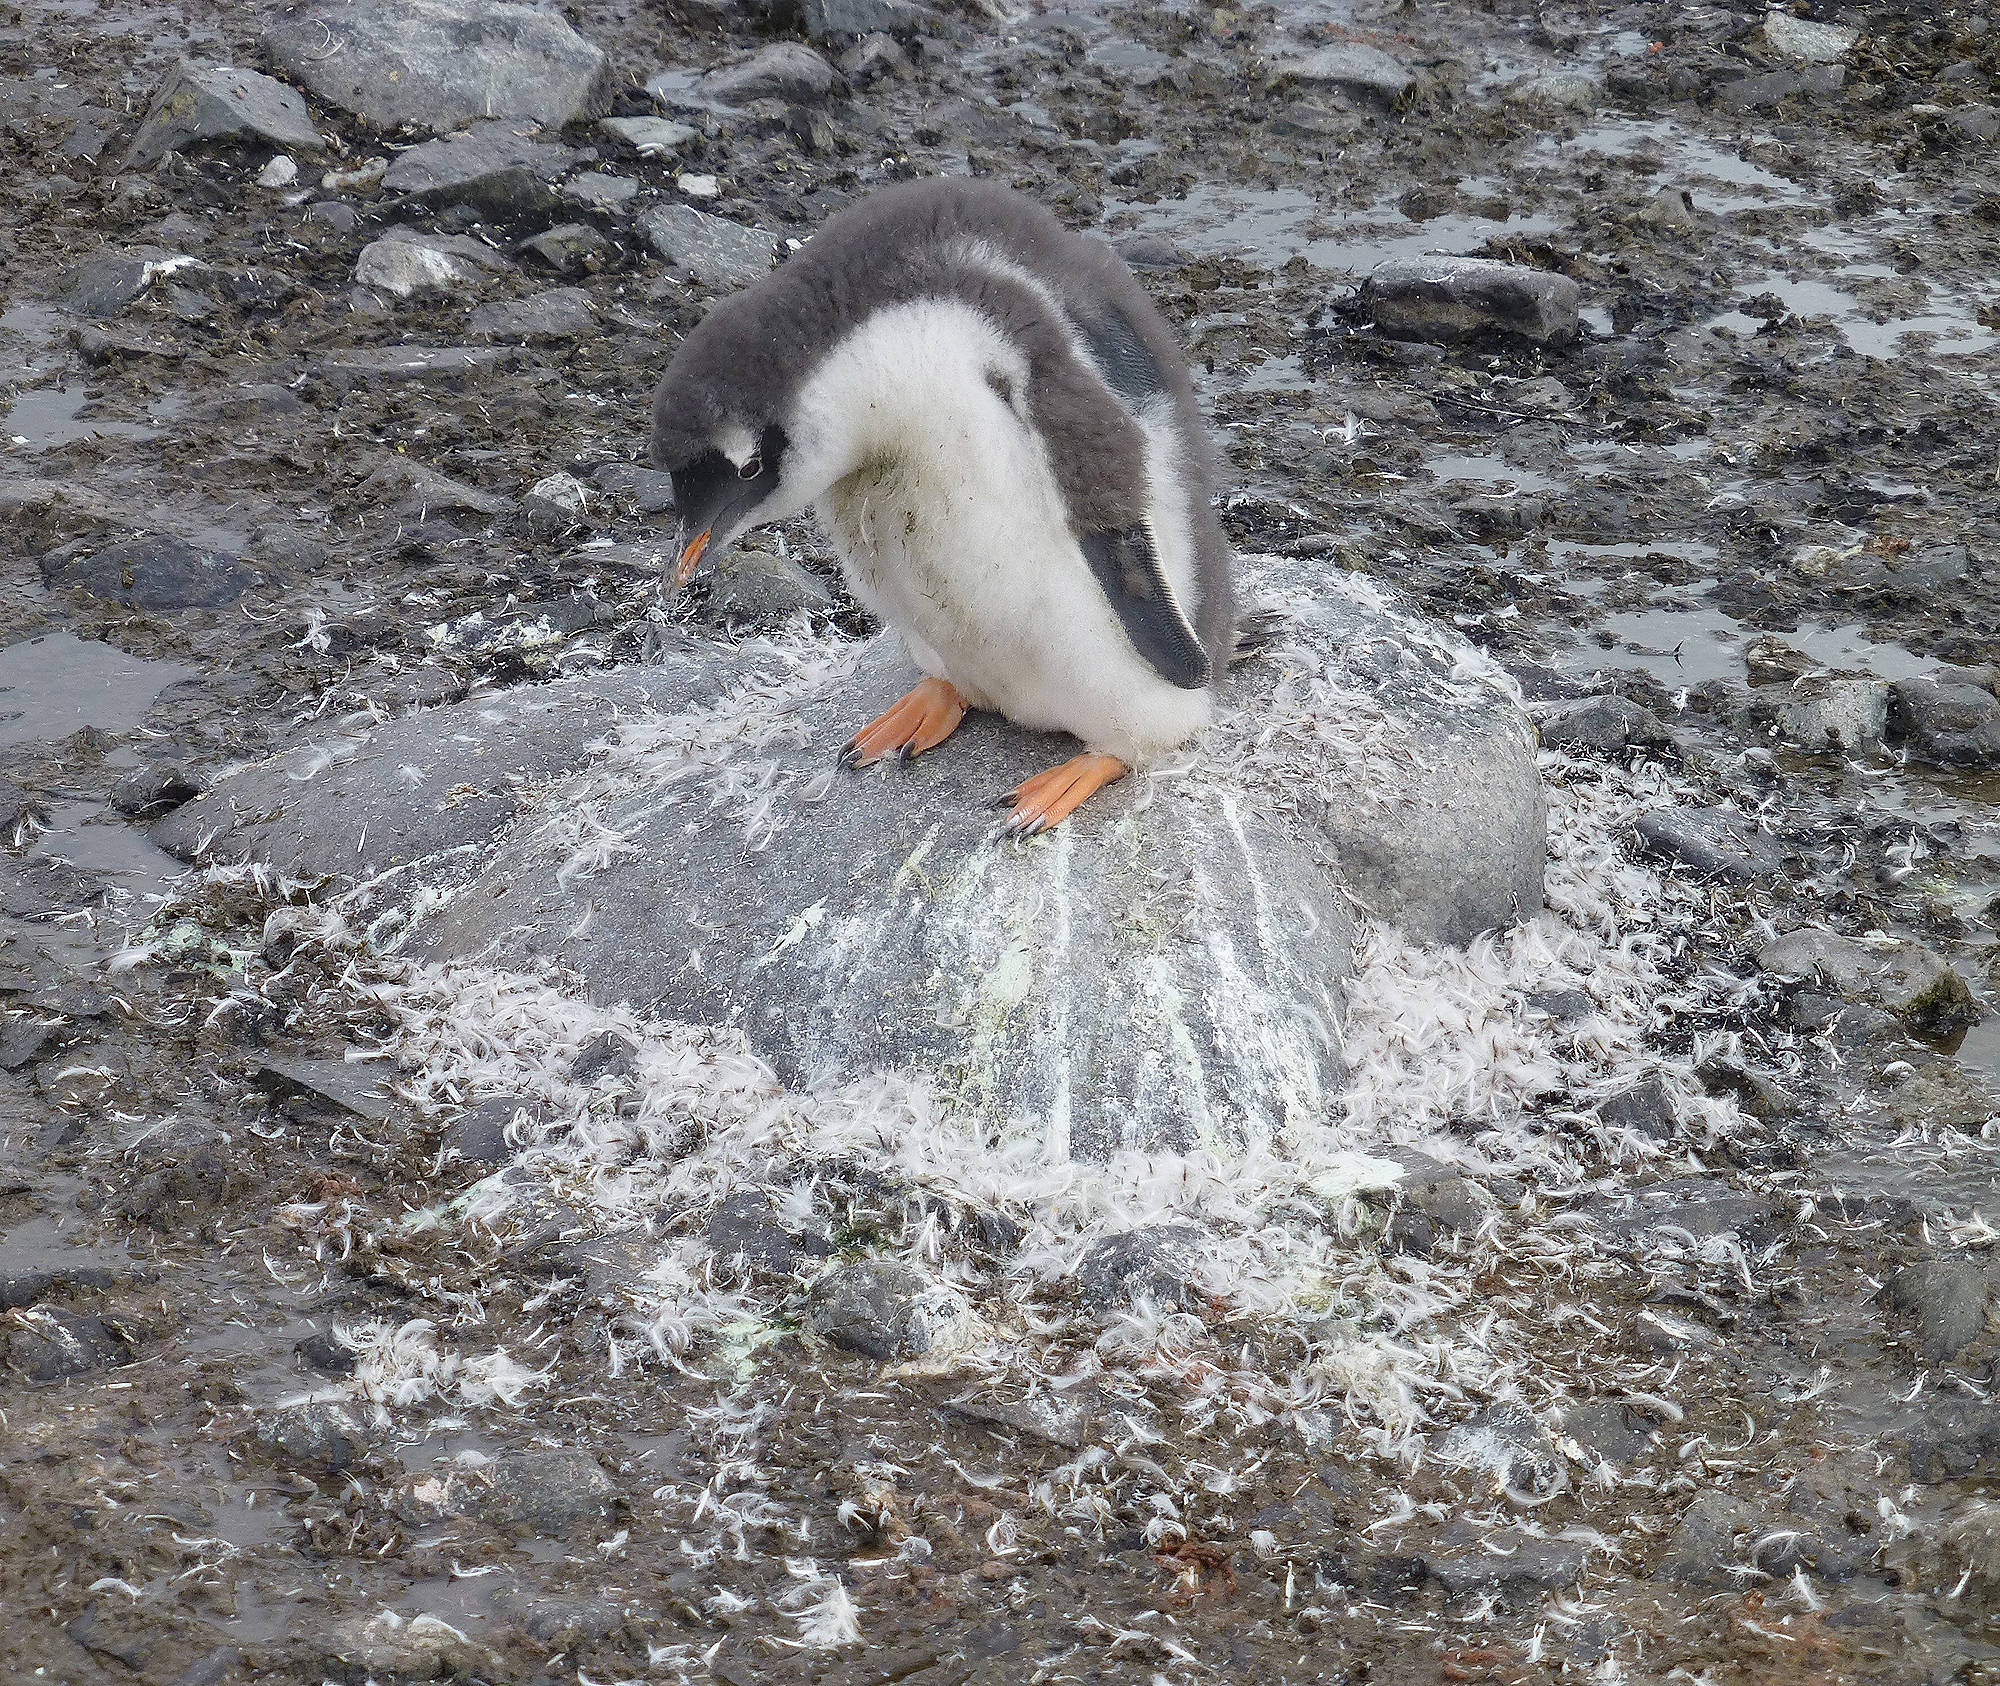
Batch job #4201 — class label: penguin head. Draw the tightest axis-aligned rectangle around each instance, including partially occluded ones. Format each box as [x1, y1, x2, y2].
[652, 415, 794, 587]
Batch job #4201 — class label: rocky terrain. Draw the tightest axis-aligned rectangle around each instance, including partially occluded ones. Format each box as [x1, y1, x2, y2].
[2, 0, 2000, 1682]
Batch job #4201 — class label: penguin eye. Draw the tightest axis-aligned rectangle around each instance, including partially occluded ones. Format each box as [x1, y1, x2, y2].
[738, 453, 763, 480]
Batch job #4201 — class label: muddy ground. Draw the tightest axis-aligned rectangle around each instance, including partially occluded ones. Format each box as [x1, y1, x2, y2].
[4, 0, 2000, 1681]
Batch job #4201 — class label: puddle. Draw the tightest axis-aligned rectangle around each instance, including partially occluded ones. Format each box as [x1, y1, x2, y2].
[1566, 598, 1947, 691]
[1709, 273, 1999, 360]
[1425, 452, 1561, 493]
[1534, 119, 1812, 211]
[27, 800, 189, 901]
[0, 631, 192, 747]
[4, 383, 157, 452]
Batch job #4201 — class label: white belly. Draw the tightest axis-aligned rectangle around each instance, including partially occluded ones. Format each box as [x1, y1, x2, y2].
[816, 444, 1210, 765]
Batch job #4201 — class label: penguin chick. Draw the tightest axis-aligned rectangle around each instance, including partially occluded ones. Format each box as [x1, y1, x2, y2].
[648, 177, 1237, 836]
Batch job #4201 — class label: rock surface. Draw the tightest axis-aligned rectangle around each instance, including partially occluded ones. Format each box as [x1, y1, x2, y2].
[262, 0, 611, 136]
[636, 204, 777, 290]
[379, 121, 576, 219]
[127, 61, 323, 166]
[43, 536, 263, 611]
[154, 566, 1545, 1157]
[702, 44, 840, 107]
[1634, 805, 1787, 881]
[1759, 929, 1976, 1030]
[1286, 42, 1413, 100]
[1364, 256, 1582, 344]
[1888, 675, 2000, 768]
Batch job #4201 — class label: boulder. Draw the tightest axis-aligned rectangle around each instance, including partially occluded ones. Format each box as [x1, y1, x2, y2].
[261, 0, 611, 136]
[127, 61, 323, 166]
[1763, 12, 1857, 64]
[153, 565, 1545, 1157]
[1888, 675, 2000, 768]
[378, 120, 577, 220]
[1505, 72, 1602, 112]
[1364, 256, 1581, 344]
[1776, 676, 1889, 754]
[636, 204, 776, 291]
[1759, 929, 1976, 1031]
[798, 0, 930, 39]
[1633, 806, 1786, 881]
[598, 116, 698, 155]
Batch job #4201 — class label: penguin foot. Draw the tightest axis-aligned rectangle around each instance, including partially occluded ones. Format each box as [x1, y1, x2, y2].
[839, 678, 968, 769]
[998, 753, 1128, 838]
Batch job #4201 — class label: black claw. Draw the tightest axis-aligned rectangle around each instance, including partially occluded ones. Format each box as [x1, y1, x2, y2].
[839, 746, 864, 770]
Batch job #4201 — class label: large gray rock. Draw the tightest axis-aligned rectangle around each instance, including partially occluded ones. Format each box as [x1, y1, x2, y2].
[1364, 256, 1581, 344]
[355, 228, 513, 298]
[636, 204, 776, 291]
[127, 61, 324, 166]
[261, 0, 611, 136]
[1759, 928, 1976, 1031]
[154, 566, 1545, 1157]
[379, 121, 577, 219]
[1888, 675, 2000, 768]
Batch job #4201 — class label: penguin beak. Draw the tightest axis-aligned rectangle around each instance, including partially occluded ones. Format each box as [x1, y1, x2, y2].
[674, 527, 711, 587]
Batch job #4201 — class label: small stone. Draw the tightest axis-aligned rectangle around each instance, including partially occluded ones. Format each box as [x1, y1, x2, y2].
[1429, 1529, 1585, 1595]
[491, 1592, 626, 1645]
[706, 1191, 833, 1276]
[1505, 72, 1602, 111]
[1434, 1402, 1564, 1501]
[1287, 41, 1413, 100]
[296, 1330, 357, 1376]
[1385, 1209, 1433, 1255]
[1561, 1400, 1658, 1467]
[1364, 256, 1581, 344]
[355, 228, 511, 298]
[488, 1449, 616, 1536]
[380, 121, 577, 221]
[1598, 1178, 1780, 1250]
[1759, 929, 1976, 1032]
[636, 203, 775, 290]
[598, 116, 698, 155]
[677, 172, 721, 200]
[60, 254, 168, 319]
[109, 763, 203, 817]
[1653, 1491, 1758, 1585]
[1887, 675, 2000, 769]
[518, 222, 614, 274]
[701, 44, 840, 107]
[360, 455, 515, 518]
[943, 1389, 1089, 1450]
[467, 287, 596, 341]
[839, 33, 911, 85]
[1695, 1055, 1797, 1121]
[254, 1402, 372, 1469]
[1078, 1225, 1204, 1311]
[570, 1029, 639, 1085]
[1633, 806, 1787, 881]
[701, 549, 834, 628]
[1777, 677, 1890, 754]
[308, 200, 360, 233]
[808, 1259, 958, 1360]
[452, 1096, 535, 1162]
[562, 170, 638, 212]
[7, 1310, 129, 1380]
[1389, 1154, 1488, 1232]
[43, 535, 263, 611]
[1598, 1073, 1679, 1141]
[1884, 1258, 1993, 1363]
[1640, 187, 1703, 231]
[1539, 695, 1673, 756]
[262, 0, 612, 136]
[0, 782, 44, 837]
[126, 61, 323, 167]
[255, 155, 299, 188]
[523, 471, 593, 538]
[1763, 12, 1858, 64]
[800, 0, 931, 40]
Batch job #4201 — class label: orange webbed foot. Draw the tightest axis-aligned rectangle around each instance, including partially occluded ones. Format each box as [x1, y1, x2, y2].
[839, 678, 969, 769]
[997, 752, 1128, 838]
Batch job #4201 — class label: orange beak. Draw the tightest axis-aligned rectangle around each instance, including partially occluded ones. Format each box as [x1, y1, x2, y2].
[674, 528, 711, 587]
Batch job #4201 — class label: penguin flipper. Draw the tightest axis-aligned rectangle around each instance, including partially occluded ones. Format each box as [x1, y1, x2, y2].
[1079, 524, 1213, 691]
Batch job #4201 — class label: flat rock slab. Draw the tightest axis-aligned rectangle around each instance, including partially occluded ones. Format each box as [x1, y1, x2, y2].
[157, 565, 1544, 1157]
[262, 0, 611, 136]
[312, 346, 520, 386]
[1286, 42, 1413, 100]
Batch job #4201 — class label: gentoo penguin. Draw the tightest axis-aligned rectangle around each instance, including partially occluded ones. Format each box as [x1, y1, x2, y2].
[648, 177, 1237, 835]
